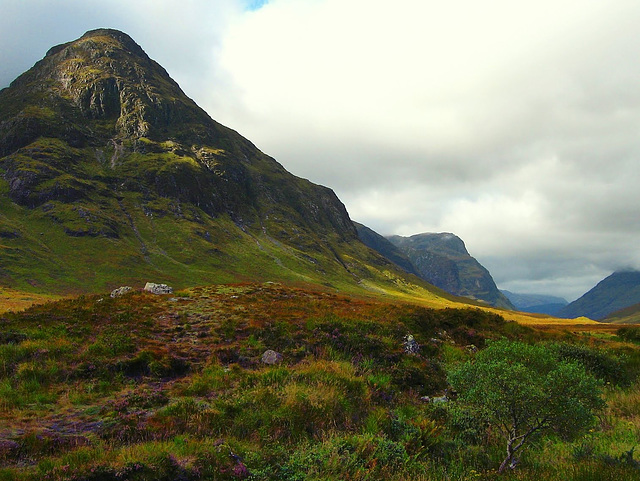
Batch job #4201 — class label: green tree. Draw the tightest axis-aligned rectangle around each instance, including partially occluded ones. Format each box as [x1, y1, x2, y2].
[448, 340, 605, 473]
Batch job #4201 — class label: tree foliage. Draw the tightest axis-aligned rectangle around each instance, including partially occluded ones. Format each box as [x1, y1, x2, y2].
[448, 340, 605, 473]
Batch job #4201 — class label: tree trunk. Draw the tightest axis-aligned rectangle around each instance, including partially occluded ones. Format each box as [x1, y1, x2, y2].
[498, 454, 512, 474]
[498, 439, 517, 474]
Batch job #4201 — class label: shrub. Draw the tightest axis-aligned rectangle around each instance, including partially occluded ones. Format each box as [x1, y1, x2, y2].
[274, 434, 423, 481]
[617, 326, 640, 343]
[549, 342, 627, 385]
[449, 340, 605, 473]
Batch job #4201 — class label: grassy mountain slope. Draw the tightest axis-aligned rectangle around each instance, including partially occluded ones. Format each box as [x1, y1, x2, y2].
[354, 222, 418, 275]
[0, 29, 457, 303]
[559, 271, 640, 321]
[602, 302, 640, 324]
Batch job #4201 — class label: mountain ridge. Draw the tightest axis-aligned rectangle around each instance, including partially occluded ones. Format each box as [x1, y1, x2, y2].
[386, 233, 514, 309]
[0, 29, 419, 297]
[353, 222, 418, 276]
[354, 227, 513, 309]
[558, 270, 640, 321]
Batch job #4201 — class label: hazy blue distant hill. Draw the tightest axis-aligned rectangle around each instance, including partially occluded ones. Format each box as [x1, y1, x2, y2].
[558, 270, 640, 320]
[501, 290, 567, 316]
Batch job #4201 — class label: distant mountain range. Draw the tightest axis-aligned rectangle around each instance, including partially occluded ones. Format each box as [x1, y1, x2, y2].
[501, 290, 567, 316]
[355, 224, 513, 309]
[558, 270, 640, 321]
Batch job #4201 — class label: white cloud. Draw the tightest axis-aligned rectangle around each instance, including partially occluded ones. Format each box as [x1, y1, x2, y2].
[209, 0, 640, 298]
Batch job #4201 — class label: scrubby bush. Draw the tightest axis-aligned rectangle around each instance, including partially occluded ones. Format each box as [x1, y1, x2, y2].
[449, 340, 605, 473]
[549, 342, 627, 385]
[617, 326, 640, 343]
[271, 434, 425, 481]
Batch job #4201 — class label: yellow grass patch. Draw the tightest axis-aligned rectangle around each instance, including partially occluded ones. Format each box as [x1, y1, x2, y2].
[0, 288, 59, 314]
[363, 278, 605, 332]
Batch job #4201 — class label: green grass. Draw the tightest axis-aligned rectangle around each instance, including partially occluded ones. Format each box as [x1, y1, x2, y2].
[0, 283, 637, 479]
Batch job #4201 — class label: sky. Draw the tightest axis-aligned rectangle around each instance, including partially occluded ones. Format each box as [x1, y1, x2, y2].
[2, 0, 640, 301]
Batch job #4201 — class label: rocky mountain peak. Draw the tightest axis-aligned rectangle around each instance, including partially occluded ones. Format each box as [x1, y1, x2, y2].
[0, 29, 362, 293]
[3, 27, 213, 149]
[384, 232, 513, 309]
[408, 232, 469, 256]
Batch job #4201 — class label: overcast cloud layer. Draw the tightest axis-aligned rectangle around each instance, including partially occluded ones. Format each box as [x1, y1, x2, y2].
[2, 0, 640, 301]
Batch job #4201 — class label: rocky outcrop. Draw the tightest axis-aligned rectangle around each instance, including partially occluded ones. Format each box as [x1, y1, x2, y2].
[144, 283, 173, 295]
[261, 350, 283, 365]
[110, 286, 133, 298]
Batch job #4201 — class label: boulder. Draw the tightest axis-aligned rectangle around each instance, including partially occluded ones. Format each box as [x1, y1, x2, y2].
[110, 286, 132, 298]
[144, 282, 173, 295]
[403, 334, 420, 354]
[261, 349, 283, 365]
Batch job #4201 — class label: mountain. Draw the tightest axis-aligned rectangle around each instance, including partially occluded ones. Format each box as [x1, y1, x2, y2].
[353, 222, 418, 276]
[0, 29, 439, 297]
[558, 270, 640, 321]
[385, 233, 514, 309]
[602, 302, 640, 324]
[501, 290, 568, 316]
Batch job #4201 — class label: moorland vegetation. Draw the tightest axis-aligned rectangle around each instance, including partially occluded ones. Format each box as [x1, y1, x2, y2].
[0, 283, 639, 480]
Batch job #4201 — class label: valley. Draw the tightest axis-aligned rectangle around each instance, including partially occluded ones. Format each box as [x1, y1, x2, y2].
[0, 28, 639, 481]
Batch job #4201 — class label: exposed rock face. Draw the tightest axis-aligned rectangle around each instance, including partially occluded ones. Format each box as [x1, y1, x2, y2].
[3, 29, 206, 148]
[387, 233, 514, 309]
[0, 28, 356, 236]
[110, 286, 133, 298]
[144, 283, 173, 295]
[0, 29, 369, 293]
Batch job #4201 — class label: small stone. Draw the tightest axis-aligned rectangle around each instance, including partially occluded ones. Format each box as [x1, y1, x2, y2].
[261, 349, 283, 365]
[144, 282, 173, 295]
[110, 286, 132, 298]
[403, 334, 420, 354]
[431, 395, 448, 404]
